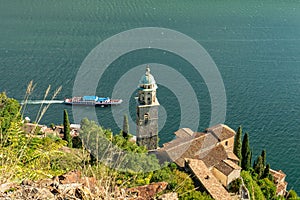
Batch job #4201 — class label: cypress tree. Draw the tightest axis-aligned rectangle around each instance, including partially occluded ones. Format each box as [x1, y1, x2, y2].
[253, 159, 257, 170]
[261, 150, 266, 167]
[254, 155, 264, 178]
[63, 109, 72, 148]
[250, 148, 253, 166]
[122, 114, 129, 139]
[244, 150, 252, 171]
[262, 163, 271, 180]
[233, 126, 242, 165]
[241, 133, 251, 170]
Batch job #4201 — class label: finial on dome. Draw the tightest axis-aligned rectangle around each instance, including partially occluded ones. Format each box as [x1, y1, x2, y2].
[146, 65, 150, 75]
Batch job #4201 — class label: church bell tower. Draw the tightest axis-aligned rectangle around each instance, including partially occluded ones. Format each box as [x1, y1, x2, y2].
[136, 66, 159, 150]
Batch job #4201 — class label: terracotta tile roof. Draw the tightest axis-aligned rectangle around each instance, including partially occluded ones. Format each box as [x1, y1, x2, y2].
[162, 134, 197, 149]
[214, 161, 234, 176]
[200, 145, 228, 168]
[186, 159, 233, 200]
[223, 159, 241, 170]
[214, 159, 241, 176]
[161, 133, 219, 167]
[205, 124, 236, 141]
[270, 169, 286, 183]
[174, 128, 194, 138]
[194, 133, 218, 152]
[226, 151, 240, 162]
[276, 181, 288, 195]
[155, 124, 237, 168]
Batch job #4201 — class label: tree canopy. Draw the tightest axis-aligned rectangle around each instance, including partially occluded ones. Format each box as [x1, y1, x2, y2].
[253, 155, 264, 179]
[241, 133, 251, 170]
[233, 126, 242, 165]
[79, 118, 159, 173]
[0, 92, 21, 142]
[63, 109, 72, 148]
[122, 114, 129, 139]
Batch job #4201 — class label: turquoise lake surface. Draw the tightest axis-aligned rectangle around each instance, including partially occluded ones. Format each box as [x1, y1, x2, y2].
[0, 0, 299, 191]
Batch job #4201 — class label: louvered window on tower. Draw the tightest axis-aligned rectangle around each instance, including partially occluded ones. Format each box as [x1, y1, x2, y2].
[144, 113, 149, 123]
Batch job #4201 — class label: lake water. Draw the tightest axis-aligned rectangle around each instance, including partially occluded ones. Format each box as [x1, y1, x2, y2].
[1, 0, 299, 191]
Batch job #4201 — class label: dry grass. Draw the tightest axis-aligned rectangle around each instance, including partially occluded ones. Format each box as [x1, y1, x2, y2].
[0, 81, 139, 199]
[0, 81, 63, 183]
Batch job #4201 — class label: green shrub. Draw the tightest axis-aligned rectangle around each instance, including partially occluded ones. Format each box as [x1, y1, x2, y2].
[229, 178, 242, 193]
[287, 190, 299, 200]
[79, 118, 160, 173]
[258, 178, 276, 199]
[241, 171, 265, 200]
[150, 163, 213, 200]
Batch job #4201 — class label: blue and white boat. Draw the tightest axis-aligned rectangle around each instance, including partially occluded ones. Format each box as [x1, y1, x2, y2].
[64, 96, 122, 106]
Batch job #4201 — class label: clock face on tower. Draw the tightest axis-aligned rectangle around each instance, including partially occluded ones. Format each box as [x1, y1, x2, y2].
[136, 66, 159, 150]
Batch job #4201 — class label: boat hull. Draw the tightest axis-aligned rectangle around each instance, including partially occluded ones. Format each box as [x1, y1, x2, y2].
[64, 96, 122, 106]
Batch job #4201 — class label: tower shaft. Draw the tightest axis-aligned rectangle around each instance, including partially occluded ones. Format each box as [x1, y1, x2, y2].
[136, 66, 159, 150]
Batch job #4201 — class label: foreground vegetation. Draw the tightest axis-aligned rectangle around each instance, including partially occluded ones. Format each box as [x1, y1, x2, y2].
[0, 91, 212, 199]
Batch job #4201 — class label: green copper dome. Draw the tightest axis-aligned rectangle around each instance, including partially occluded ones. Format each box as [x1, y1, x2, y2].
[139, 66, 156, 85]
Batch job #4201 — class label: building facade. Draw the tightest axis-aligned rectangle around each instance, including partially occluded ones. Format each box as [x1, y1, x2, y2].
[136, 66, 159, 150]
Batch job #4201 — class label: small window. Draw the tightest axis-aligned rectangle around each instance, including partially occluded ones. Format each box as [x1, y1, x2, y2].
[144, 113, 149, 122]
[225, 141, 228, 146]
